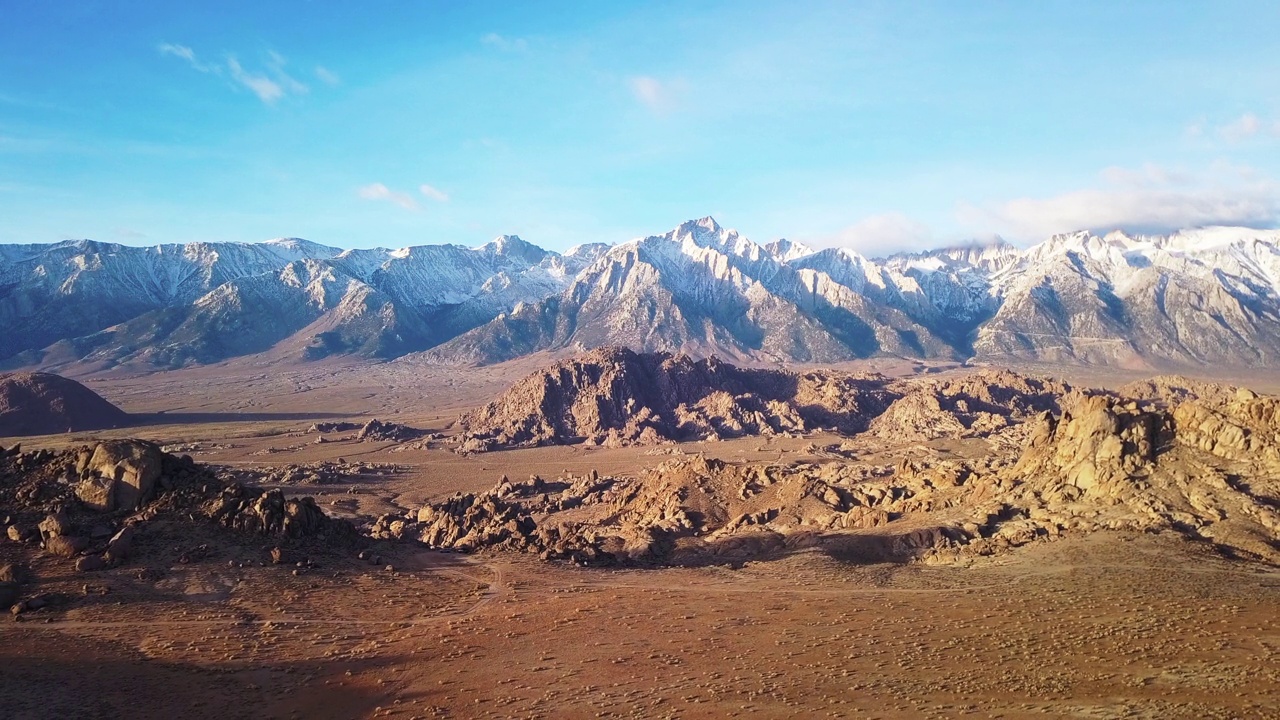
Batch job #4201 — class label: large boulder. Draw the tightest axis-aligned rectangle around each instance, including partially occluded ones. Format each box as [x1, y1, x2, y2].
[74, 441, 165, 512]
[44, 535, 89, 558]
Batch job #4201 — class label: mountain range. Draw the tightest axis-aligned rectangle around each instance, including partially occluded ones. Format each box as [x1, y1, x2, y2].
[3, 217, 1279, 372]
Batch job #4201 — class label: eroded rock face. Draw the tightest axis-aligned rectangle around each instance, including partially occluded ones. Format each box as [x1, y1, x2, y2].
[410, 370, 1280, 567]
[457, 350, 1090, 452]
[1, 439, 355, 580]
[1014, 396, 1166, 497]
[74, 440, 165, 512]
[457, 347, 899, 450]
[356, 419, 426, 443]
[870, 369, 1070, 442]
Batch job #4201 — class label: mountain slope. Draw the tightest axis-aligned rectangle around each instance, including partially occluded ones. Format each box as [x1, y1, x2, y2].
[5, 221, 1280, 371]
[422, 218, 959, 365]
[0, 235, 591, 370]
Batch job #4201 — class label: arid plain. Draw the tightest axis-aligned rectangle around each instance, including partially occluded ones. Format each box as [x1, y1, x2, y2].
[2, 355, 1278, 719]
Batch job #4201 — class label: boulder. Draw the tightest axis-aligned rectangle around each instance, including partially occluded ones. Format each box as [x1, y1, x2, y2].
[0, 564, 21, 583]
[6, 524, 35, 543]
[44, 535, 89, 558]
[103, 526, 136, 562]
[74, 440, 164, 512]
[75, 555, 107, 572]
[38, 511, 71, 540]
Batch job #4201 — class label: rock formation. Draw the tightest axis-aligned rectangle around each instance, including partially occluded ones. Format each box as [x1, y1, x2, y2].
[456, 347, 898, 451]
[0, 439, 355, 586]
[412, 368, 1280, 567]
[0, 372, 127, 436]
[457, 350, 1082, 452]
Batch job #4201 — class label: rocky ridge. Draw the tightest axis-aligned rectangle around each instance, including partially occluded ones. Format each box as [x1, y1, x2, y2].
[455, 348, 1070, 452]
[382, 370, 1280, 568]
[7, 220, 1280, 371]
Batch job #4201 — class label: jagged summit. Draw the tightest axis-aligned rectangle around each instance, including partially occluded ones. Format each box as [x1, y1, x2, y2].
[4, 221, 1280, 371]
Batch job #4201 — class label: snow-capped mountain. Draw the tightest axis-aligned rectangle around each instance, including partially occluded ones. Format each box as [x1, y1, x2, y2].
[3, 219, 1280, 371]
[0, 235, 597, 370]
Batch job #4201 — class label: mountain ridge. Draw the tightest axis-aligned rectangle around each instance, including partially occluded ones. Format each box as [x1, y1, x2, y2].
[4, 219, 1280, 372]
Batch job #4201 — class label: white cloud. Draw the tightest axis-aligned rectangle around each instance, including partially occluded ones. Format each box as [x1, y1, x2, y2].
[160, 43, 313, 104]
[481, 33, 527, 51]
[113, 227, 147, 240]
[227, 57, 285, 103]
[419, 184, 449, 203]
[822, 213, 936, 255]
[1215, 112, 1280, 143]
[1219, 113, 1263, 142]
[315, 66, 341, 86]
[157, 43, 218, 73]
[358, 183, 419, 211]
[628, 75, 686, 114]
[958, 162, 1280, 240]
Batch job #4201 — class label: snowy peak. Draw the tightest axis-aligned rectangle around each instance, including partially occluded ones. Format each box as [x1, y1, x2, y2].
[475, 234, 549, 266]
[765, 238, 815, 262]
[5, 220, 1280, 371]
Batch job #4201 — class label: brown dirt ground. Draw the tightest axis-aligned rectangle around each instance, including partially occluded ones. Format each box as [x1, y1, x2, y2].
[2, 356, 1278, 719]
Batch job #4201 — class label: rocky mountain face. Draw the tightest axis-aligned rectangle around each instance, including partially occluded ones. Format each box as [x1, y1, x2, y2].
[425, 220, 1280, 369]
[455, 347, 900, 451]
[0, 236, 606, 370]
[4, 220, 1280, 371]
[378, 364, 1280, 568]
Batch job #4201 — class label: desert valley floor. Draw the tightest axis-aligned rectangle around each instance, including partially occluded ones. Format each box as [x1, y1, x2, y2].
[2, 355, 1278, 719]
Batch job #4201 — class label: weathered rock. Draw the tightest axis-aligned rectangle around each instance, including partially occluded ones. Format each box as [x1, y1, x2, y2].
[0, 372, 128, 436]
[38, 511, 71, 540]
[357, 419, 426, 443]
[74, 440, 165, 512]
[0, 563, 22, 583]
[205, 484, 353, 539]
[103, 526, 136, 563]
[44, 535, 89, 558]
[7, 525, 35, 543]
[75, 555, 107, 572]
[457, 348, 897, 451]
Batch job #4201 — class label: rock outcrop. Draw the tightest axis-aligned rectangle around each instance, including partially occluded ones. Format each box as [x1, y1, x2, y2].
[456, 347, 898, 450]
[1, 439, 356, 578]
[73, 440, 165, 512]
[414, 371, 1280, 567]
[0, 372, 128, 436]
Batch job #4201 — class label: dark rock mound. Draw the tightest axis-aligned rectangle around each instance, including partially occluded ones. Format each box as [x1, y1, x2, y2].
[0, 372, 127, 436]
[456, 347, 897, 451]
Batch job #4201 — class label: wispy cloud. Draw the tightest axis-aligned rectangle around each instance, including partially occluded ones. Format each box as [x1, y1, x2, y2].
[159, 43, 313, 104]
[419, 184, 449, 203]
[227, 57, 285, 103]
[628, 75, 686, 114]
[358, 183, 420, 211]
[481, 33, 527, 52]
[157, 43, 218, 73]
[958, 162, 1280, 239]
[822, 212, 936, 255]
[1216, 112, 1280, 143]
[314, 66, 341, 86]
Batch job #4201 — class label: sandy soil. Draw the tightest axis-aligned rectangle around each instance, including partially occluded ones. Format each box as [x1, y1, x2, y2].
[3, 357, 1279, 718]
[4, 534, 1277, 719]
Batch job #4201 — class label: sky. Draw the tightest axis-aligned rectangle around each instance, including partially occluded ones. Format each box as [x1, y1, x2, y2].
[1, 1, 1279, 255]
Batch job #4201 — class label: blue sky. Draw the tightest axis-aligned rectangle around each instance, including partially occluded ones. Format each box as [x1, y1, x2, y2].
[2, 1, 1278, 254]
